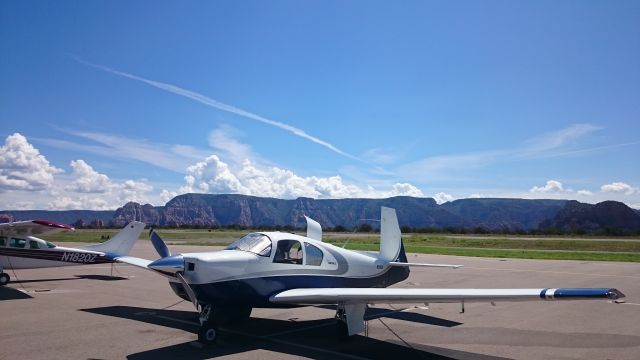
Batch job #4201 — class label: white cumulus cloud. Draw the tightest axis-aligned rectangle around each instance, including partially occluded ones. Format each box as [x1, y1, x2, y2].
[577, 190, 593, 196]
[66, 160, 112, 193]
[389, 183, 424, 197]
[49, 159, 155, 210]
[177, 155, 423, 199]
[600, 182, 637, 195]
[160, 189, 178, 203]
[433, 192, 454, 204]
[0, 133, 62, 191]
[530, 180, 564, 193]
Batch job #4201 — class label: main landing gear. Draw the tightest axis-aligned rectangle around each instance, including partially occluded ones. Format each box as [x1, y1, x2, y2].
[0, 266, 10, 286]
[335, 303, 367, 340]
[196, 304, 253, 345]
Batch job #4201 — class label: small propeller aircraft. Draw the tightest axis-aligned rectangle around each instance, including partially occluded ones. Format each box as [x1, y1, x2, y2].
[0, 219, 146, 285]
[117, 207, 625, 344]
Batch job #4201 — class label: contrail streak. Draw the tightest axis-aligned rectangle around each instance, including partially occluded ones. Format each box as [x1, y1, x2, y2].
[70, 55, 359, 160]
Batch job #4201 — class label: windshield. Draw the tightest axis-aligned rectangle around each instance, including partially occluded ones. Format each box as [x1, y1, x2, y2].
[225, 233, 272, 257]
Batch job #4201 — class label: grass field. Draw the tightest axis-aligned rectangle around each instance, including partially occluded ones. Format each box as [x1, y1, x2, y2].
[45, 228, 640, 262]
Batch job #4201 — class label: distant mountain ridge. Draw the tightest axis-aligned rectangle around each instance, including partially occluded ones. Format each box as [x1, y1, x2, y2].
[2, 194, 640, 234]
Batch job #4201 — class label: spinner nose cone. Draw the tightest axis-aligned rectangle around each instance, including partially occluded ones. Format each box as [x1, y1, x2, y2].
[149, 255, 184, 273]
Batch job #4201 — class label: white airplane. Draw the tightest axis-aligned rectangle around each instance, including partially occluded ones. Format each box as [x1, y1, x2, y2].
[117, 207, 624, 345]
[0, 219, 146, 286]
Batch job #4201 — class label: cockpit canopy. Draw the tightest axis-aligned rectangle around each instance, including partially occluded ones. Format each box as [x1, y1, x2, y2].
[225, 233, 272, 257]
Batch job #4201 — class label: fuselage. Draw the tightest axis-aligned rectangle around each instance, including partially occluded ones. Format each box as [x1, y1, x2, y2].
[0, 235, 113, 269]
[163, 232, 409, 308]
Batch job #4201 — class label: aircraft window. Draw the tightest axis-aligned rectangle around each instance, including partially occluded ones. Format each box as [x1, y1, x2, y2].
[0, 236, 6, 246]
[274, 240, 303, 265]
[46, 241, 56, 248]
[225, 233, 272, 257]
[29, 240, 40, 249]
[305, 243, 323, 266]
[10, 238, 26, 248]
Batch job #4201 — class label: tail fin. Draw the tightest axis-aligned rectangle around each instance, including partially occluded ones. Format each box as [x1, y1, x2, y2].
[83, 221, 146, 257]
[379, 207, 403, 262]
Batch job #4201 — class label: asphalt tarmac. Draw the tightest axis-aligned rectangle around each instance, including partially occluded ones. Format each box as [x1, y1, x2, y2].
[1, 242, 638, 360]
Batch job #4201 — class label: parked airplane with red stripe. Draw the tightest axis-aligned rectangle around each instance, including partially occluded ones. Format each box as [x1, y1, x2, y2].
[0, 219, 146, 286]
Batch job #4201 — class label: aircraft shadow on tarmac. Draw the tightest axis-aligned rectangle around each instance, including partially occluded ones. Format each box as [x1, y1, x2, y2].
[0, 275, 129, 301]
[0, 286, 33, 300]
[75, 274, 129, 281]
[7, 275, 128, 284]
[81, 305, 505, 360]
[319, 305, 462, 328]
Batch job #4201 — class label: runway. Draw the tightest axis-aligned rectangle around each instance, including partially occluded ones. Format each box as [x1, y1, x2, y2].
[1, 242, 638, 359]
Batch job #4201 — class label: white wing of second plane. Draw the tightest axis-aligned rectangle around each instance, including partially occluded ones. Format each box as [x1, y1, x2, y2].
[0, 220, 75, 237]
[270, 287, 625, 304]
[115, 256, 153, 268]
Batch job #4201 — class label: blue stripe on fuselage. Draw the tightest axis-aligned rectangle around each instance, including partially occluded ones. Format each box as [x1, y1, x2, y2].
[189, 266, 410, 308]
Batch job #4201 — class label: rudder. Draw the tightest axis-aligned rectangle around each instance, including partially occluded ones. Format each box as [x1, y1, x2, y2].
[379, 207, 402, 262]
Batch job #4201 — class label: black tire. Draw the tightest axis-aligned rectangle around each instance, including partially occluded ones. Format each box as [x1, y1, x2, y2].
[197, 323, 218, 345]
[0, 273, 9, 286]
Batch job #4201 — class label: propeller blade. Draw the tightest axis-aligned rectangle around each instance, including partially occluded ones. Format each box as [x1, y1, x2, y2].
[149, 229, 171, 258]
[176, 272, 199, 310]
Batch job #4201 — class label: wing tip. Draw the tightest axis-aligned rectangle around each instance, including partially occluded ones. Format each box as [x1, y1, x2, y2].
[32, 219, 75, 231]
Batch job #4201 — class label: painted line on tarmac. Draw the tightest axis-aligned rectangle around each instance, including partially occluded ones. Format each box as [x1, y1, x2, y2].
[621, 302, 640, 306]
[465, 266, 640, 279]
[153, 314, 368, 360]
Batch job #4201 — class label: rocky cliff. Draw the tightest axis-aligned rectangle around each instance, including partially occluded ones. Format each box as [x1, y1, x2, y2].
[3, 194, 639, 234]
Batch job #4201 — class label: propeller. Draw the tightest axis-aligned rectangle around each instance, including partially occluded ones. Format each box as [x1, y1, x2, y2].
[150, 228, 171, 258]
[148, 229, 183, 273]
[147, 229, 199, 309]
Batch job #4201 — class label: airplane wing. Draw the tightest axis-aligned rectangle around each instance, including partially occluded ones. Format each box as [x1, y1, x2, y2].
[270, 287, 625, 304]
[0, 220, 74, 237]
[113, 256, 153, 268]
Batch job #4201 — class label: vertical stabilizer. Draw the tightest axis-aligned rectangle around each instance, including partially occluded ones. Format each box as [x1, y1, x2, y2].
[379, 207, 401, 262]
[83, 221, 146, 257]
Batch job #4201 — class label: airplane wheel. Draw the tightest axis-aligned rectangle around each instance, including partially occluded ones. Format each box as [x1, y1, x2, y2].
[0, 273, 9, 286]
[198, 323, 218, 345]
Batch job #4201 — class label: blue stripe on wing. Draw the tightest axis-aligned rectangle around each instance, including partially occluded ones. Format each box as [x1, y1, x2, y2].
[540, 288, 624, 300]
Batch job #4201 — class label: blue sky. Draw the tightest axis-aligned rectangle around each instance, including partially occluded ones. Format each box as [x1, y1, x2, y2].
[1, 1, 639, 210]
